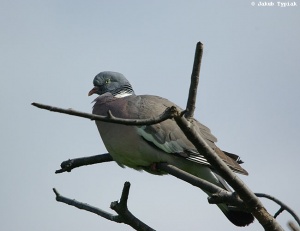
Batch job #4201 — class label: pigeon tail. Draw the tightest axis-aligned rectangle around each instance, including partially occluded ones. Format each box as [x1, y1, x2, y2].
[220, 206, 254, 227]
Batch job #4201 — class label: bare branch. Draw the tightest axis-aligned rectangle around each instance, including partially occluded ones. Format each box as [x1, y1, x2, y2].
[274, 207, 285, 219]
[55, 154, 225, 195]
[32, 102, 177, 126]
[53, 183, 156, 231]
[55, 154, 235, 201]
[110, 182, 156, 231]
[157, 163, 247, 211]
[208, 192, 247, 211]
[54, 152, 299, 227]
[185, 41, 203, 119]
[55, 153, 113, 173]
[173, 114, 284, 231]
[256, 193, 300, 226]
[55, 154, 247, 210]
[53, 188, 123, 223]
[54, 152, 299, 230]
[157, 162, 223, 194]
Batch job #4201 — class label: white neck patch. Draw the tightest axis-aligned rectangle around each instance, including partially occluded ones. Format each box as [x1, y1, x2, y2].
[114, 91, 133, 98]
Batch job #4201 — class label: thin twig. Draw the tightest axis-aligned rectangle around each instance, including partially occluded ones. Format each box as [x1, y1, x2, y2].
[32, 102, 177, 126]
[55, 153, 113, 173]
[53, 188, 123, 222]
[185, 42, 203, 119]
[256, 193, 300, 226]
[274, 207, 285, 219]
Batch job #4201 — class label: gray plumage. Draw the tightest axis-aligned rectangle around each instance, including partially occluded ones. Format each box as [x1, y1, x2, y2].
[89, 71, 254, 226]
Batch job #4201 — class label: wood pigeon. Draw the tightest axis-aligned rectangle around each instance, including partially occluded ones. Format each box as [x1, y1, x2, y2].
[88, 71, 254, 226]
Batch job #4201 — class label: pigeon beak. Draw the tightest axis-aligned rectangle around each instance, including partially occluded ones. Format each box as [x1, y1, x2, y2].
[88, 86, 98, 96]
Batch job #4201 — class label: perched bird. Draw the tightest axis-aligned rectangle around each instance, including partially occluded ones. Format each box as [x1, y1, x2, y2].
[88, 71, 254, 226]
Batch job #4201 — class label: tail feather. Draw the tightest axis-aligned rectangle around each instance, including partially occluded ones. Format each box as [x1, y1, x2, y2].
[214, 173, 255, 226]
[221, 207, 254, 227]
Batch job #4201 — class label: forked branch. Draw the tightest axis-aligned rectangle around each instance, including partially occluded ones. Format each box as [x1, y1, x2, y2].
[53, 182, 156, 231]
[256, 193, 300, 226]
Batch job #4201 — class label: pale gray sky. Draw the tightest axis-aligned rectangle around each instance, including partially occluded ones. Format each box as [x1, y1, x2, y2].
[1, 1, 299, 230]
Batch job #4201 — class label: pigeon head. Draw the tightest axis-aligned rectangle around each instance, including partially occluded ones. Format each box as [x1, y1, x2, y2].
[88, 71, 135, 97]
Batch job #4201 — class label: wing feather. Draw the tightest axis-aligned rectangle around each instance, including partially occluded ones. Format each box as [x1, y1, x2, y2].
[136, 95, 248, 175]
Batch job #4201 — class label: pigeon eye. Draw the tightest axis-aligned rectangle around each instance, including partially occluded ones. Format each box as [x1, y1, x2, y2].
[105, 79, 111, 84]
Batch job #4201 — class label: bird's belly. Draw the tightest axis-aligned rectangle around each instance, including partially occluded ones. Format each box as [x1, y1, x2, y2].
[95, 123, 221, 185]
[96, 122, 165, 169]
